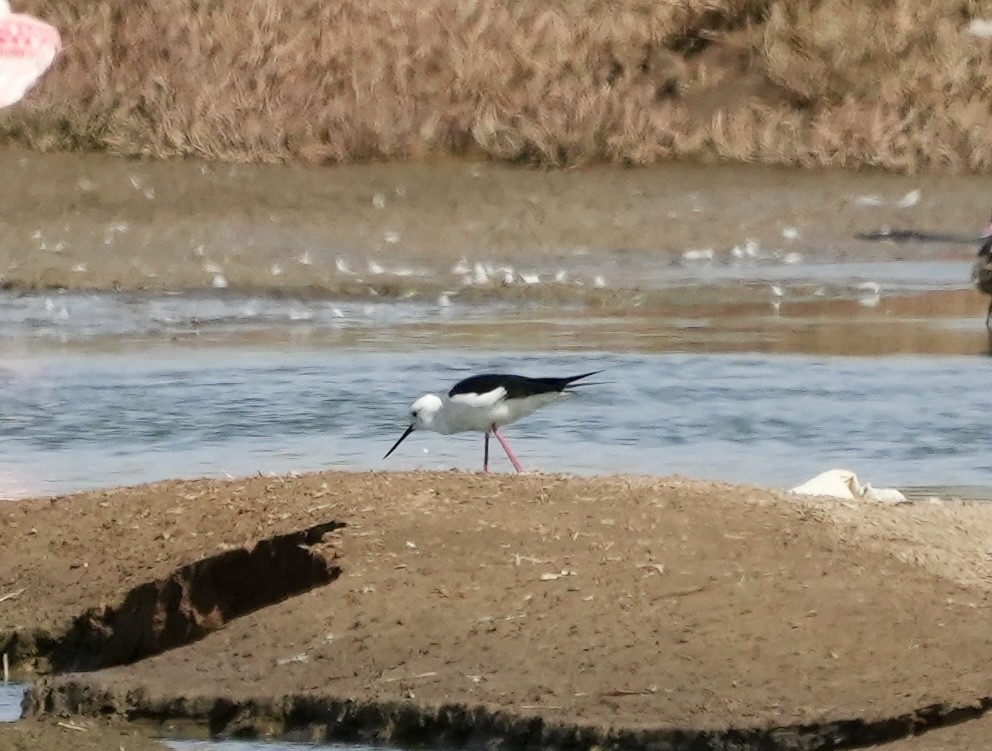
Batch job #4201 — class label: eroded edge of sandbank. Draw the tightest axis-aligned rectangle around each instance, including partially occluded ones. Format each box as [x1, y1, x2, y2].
[19, 678, 992, 751]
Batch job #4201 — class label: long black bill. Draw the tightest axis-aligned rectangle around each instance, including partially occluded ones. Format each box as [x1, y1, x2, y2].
[383, 424, 415, 459]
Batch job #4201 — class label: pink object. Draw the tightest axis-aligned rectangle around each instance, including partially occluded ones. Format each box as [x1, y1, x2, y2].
[0, 0, 60, 109]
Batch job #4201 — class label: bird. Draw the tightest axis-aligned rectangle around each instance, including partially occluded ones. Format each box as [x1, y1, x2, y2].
[972, 213, 992, 330]
[0, 0, 61, 109]
[383, 371, 601, 473]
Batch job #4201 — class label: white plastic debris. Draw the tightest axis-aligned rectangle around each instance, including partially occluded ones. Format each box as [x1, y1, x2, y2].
[967, 18, 992, 38]
[791, 469, 908, 504]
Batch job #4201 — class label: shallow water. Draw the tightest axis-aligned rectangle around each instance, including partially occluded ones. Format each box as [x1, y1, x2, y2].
[164, 741, 379, 751]
[2, 347, 991, 499]
[0, 684, 23, 722]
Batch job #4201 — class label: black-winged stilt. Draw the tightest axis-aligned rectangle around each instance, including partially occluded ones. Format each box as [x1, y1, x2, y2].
[384, 371, 601, 473]
[972, 215, 992, 330]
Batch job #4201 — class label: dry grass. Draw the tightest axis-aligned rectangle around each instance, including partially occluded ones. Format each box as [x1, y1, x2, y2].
[2, 0, 992, 171]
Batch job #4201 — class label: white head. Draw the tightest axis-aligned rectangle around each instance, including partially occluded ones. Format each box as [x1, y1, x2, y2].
[383, 393, 444, 460]
[409, 393, 444, 430]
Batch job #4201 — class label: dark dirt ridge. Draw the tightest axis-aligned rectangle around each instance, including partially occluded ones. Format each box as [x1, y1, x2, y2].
[5, 471, 992, 750]
[20, 681, 992, 751]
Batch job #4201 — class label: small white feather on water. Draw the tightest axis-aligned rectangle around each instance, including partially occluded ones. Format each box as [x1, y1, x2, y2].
[372, 192, 386, 209]
[857, 281, 881, 308]
[682, 248, 714, 262]
[472, 262, 489, 285]
[368, 260, 385, 275]
[297, 252, 313, 266]
[896, 189, 920, 209]
[593, 275, 607, 289]
[211, 274, 228, 289]
[335, 257, 353, 275]
[781, 226, 800, 241]
[853, 194, 884, 207]
[383, 231, 401, 244]
[270, 264, 283, 276]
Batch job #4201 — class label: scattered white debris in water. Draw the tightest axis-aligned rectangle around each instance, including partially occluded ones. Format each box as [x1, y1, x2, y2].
[896, 189, 921, 209]
[682, 248, 714, 262]
[781, 226, 800, 241]
[368, 260, 385, 275]
[103, 222, 130, 245]
[297, 252, 313, 266]
[782, 251, 803, 264]
[211, 274, 228, 289]
[593, 275, 607, 289]
[383, 231, 401, 244]
[451, 258, 471, 275]
[335, 257, 353, 275]
[372, 192, 386, 209]
[857, 281, 881, 308]
[520, 272, 541, 285]
[554, 269, 568, 283]
[731, 239, 762, 260]
[853, 194, 884, 207]
[202, 261, 222, 274]
[472, 263, 489, 285]
[270, 264, 283, 276]
[437, 293, 452, 307]
[72, 264, 87, 273]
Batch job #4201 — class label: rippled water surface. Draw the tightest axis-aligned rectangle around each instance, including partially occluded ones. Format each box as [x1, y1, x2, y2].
[2, 346, 991, 499]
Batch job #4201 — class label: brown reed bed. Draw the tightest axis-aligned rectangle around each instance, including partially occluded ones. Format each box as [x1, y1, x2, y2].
[2, 0, 992, 172]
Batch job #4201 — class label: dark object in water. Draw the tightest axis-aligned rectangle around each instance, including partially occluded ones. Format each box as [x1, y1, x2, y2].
[855, 228, 979, 244]
[972, 217, 992, 331]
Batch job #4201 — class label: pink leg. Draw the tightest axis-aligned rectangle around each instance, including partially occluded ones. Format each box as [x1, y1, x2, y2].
[483, 432, 490, 473]
[492, 426, 524, 473]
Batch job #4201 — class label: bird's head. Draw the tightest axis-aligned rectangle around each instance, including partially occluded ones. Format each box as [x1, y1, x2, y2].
[383, 393, 444, 460]
[409, 393, 444, 429]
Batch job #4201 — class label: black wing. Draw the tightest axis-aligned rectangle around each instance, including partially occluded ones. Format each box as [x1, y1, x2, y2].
[449, 372, 601, 400]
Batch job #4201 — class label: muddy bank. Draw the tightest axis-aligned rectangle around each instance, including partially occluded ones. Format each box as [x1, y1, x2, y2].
[5, 471, 992, 748]
[0, 716, 168, 751]
[0, 146, 988, 297]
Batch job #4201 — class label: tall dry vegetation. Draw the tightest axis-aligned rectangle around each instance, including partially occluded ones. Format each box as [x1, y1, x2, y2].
[2, 0, 992, 171]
